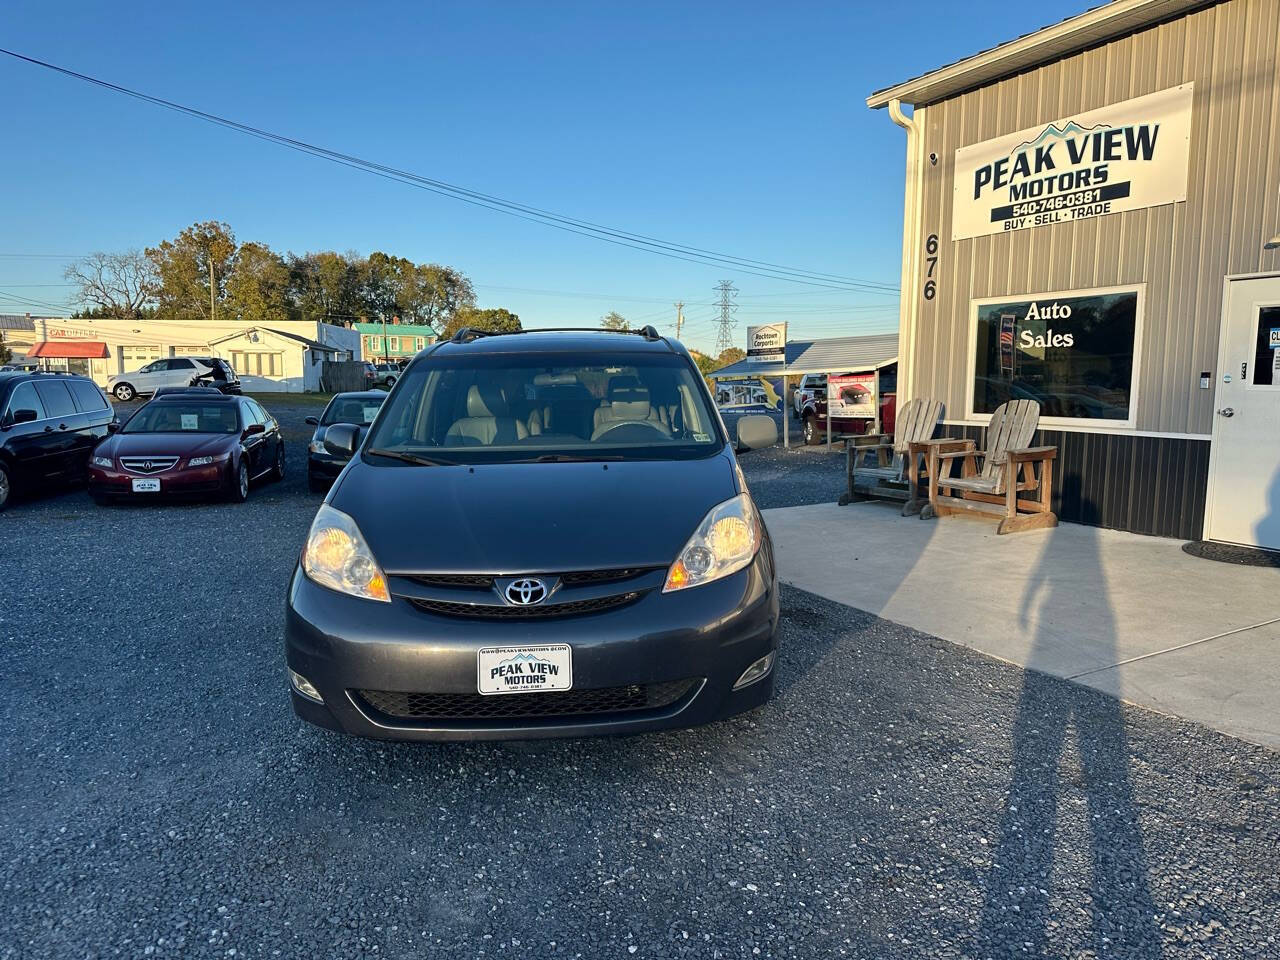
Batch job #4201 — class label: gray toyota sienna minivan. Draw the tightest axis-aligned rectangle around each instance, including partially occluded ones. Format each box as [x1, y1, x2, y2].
[285, 326, 779, 741]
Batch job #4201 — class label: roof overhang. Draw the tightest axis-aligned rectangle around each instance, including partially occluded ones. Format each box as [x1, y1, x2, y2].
[867, 0, 1214, 109]
[27, 340, 110, 359]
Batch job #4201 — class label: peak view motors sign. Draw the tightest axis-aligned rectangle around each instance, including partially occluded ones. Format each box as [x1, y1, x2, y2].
[952, 84, 1193, 241]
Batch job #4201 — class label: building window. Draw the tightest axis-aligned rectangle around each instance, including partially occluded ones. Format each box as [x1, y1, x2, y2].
[388, 336, 400, 352]
[969, 286, 1142, 426]
[415, 337, 425, 350]
[230, 351, 282, 377]
[1250, 305, 1280, 387]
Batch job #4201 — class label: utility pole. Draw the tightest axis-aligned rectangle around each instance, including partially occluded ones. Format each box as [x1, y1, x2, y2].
[713, 280, 737, 357]
[673, 301, 684, 341]
[209, 257, 216, 323]
[381, 314, 389, 363]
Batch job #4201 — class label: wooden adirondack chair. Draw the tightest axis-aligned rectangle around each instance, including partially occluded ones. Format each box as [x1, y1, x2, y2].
[837, 398, 943, 514]
[920, 398, 1058, 535]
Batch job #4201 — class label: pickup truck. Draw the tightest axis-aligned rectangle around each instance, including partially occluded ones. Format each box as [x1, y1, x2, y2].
[795, 374, 897, 445]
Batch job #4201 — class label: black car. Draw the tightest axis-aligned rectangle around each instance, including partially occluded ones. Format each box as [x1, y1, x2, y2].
[305, 391, 387, 493]
[285, 327, 780, 741]
[89, 394, 284, 503]
[0, 372, 116, 511]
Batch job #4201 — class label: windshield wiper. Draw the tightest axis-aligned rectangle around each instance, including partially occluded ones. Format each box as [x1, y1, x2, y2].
[366, 448, 456, 467]
[507, 453, 625, 463]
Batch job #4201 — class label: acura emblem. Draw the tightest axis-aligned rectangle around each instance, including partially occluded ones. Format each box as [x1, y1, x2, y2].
[143, 460, 153, 471]
[505, 578, 548, 606]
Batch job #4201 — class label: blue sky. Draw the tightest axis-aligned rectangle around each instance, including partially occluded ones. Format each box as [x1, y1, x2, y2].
[1, 0, 1083, 355]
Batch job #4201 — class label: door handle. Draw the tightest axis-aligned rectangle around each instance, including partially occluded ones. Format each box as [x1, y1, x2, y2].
[58, 423, 68, 430]
[1216, 407, 1235, 418]
[43, 425, 54, 433]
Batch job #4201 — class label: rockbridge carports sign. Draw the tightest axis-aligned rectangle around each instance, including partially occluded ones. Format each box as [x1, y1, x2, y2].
[952, 84, 1193, 240]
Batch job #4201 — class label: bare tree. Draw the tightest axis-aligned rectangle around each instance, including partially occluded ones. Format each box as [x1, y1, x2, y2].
[64, 250, 158, 318]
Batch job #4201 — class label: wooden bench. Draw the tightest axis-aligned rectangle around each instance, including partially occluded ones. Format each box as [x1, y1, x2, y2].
[920, 398, 1058, 535]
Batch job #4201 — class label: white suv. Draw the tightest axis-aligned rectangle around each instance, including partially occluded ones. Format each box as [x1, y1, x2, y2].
[107, 357, 218, 401]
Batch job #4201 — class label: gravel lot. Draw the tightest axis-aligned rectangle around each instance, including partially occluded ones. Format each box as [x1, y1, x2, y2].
[2, 399, 1278, 959]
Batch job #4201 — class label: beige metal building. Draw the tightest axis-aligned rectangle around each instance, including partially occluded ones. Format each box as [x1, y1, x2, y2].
[869, 0, 1280, 547]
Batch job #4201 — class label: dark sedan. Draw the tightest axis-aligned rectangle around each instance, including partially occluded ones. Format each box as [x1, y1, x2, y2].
[285, 327, 780, 741]
[88, 394, 284, 503]
[305, 391, 386, 493]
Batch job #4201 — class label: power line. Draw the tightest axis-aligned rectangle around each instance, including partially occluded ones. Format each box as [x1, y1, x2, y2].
[0, 47, 898, 293]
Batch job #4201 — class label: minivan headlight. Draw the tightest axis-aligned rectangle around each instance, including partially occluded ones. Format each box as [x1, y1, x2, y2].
[664, 493, 762, 592]
[301, 504, 390, 602]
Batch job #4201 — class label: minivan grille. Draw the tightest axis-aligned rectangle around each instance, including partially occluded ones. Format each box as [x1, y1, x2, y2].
[408, 591, 641, 619]
[355, 679, 697, 723]
[120, 456, 179, 474]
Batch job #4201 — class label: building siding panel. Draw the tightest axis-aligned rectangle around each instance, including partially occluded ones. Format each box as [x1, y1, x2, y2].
[949, 424, 1210, 539]
[910, 0, 1280, 437]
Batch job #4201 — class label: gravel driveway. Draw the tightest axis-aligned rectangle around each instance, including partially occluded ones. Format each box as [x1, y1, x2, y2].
[2, 399, 1277, 959]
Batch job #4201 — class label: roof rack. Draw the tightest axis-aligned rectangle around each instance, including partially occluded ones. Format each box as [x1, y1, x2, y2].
[450, 325, 664, 344]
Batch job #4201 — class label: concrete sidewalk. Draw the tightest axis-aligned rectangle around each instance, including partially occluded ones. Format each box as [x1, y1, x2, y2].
[765, 501, 1280, 749]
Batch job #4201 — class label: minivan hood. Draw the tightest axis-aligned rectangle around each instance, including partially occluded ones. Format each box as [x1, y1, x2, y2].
[331, 451, 741, 574]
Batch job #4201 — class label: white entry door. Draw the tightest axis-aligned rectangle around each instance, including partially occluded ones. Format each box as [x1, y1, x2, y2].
[1206, 276, 1280, 549]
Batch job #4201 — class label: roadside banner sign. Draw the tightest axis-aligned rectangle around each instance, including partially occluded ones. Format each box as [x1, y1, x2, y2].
[747, 323, 786, 363]
[827, 372, 876, 418]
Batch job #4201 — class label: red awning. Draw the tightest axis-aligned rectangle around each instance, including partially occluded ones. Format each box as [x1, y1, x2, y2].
[26, 340, 110, 359]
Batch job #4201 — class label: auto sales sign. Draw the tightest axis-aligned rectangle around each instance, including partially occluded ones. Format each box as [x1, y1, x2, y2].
[952, 84, 1193, 241]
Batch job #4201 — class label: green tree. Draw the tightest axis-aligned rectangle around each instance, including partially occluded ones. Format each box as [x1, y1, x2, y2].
[147, 221, 237, 322]
[226, 242, 292, 325]
[600, 311, 629, 331]
[441, 306, 521, 339]
[414, 263, 475, 329]
[717, 347, 746, 367]
[0, 333, 11, 366]
[690, 350, 718, 377]
[287, 251, 364, 323]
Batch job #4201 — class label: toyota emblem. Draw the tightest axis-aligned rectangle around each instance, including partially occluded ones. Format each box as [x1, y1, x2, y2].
[505, 578, 548, 606]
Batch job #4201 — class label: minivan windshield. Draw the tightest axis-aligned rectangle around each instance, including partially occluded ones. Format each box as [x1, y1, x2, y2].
[363, 351, 724, 463]
[122, 402, 241, 434]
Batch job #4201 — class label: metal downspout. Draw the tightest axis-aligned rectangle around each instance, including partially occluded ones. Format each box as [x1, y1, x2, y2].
[888, 98, 921, 405]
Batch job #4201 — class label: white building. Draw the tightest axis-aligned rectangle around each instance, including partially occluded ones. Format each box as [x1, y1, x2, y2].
[25, 317, 361, 393]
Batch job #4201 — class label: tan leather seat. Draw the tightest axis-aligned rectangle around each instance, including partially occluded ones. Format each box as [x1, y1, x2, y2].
[444, 385, 529, 446]
[594, 376, 668, 433]
[590, 384, 671, 441]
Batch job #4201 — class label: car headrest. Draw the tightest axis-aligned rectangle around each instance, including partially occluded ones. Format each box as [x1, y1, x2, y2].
[609, 386, 650, 420]
[607, 375, 643, 399]
[466, 383, 508, 418]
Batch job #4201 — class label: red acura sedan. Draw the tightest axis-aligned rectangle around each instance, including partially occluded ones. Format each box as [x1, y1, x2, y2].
[88, 392, 284, 504]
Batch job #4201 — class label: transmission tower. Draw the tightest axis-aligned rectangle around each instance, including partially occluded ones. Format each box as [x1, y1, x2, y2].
[713, 280, 738, 356]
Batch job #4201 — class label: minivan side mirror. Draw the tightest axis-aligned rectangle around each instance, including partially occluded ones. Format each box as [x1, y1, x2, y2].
[324, 422, 360, 458]
[736, 414, 778, 451]
[12, 408, 39, 425]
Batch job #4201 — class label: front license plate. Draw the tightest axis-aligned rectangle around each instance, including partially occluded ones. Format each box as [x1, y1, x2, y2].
[477, 644, 573, 695]
[131, 478, 161, 493]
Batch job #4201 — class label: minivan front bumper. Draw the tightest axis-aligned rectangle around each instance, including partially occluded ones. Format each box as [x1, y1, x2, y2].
[284, 542, 779, 741]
